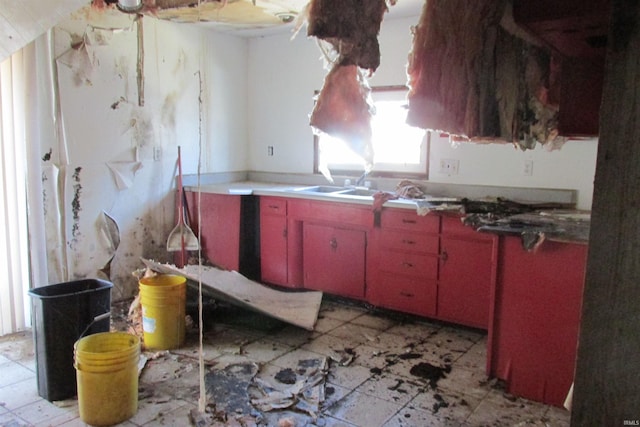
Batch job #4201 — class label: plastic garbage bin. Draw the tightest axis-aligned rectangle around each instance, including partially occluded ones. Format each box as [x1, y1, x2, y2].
[28, 279, 113, 401]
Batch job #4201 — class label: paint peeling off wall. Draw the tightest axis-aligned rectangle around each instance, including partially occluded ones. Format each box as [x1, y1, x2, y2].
[32, 6, 250, 299]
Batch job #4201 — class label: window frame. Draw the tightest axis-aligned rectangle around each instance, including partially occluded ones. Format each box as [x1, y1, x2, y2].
[313, 85, 430, 180]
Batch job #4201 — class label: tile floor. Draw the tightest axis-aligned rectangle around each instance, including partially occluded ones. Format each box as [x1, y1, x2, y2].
[0, 297, 571, 427]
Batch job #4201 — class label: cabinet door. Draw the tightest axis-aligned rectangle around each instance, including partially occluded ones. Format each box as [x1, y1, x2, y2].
[438, 235, 496, 329]
[260, 214, 288, 286]
[303, 223, 366, 299]
[185, 192, 241, 271]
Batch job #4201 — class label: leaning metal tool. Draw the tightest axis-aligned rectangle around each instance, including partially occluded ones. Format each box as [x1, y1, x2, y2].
[166, 146, 200, 255]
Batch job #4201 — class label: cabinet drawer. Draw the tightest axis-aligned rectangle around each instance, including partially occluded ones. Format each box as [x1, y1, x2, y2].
[260, 197, 287, 216]
[379, 251, 438, 279]
[379, 230, 439, 254]
[381, 209, 440, 232]
[368, 272, 437, 317]
[289, 199, 373, 228]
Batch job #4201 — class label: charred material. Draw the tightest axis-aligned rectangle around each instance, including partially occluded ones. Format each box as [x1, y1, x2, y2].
[306, 0, 389, 72]
[406, 0, 564, 150]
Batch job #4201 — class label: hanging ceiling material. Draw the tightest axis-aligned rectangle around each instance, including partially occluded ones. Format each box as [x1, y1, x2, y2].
[123, 0, 310, 32]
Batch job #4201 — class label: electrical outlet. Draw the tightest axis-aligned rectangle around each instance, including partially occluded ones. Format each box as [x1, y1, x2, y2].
[439, 158, 459, 175]
[153, 146, 161, 161]
[523, 160, 534, 176]
[267, 146, 274, 156]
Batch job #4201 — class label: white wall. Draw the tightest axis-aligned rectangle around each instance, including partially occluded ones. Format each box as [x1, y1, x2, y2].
[428, 135, 597, 210]
[42, 10, 249, 298]
[248, 16, 598, 210]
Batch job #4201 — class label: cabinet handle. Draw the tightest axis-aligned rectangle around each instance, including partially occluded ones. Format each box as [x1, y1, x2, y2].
[268, 205, 280, 209]
[402, 261, 414, 269]
[400, 292, 414, 298]
[282, 228, 287, 238]
[402, 239, 416, 245]
[402, 219, 417, 224]
[330, 238, 338, 249]
[440, 251, 448, 262]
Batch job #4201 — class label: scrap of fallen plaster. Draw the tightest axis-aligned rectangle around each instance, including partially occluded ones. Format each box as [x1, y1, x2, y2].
[251, 357, 328, 418]
[107, 161, 142, 190]
[328, 349, 355, 366]
[137, 354, 147, 376]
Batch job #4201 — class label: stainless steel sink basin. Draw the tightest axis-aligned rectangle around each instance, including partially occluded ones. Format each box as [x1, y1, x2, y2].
[340, 188, 378, 197]
[287, 185, 377, 198]
[292, 185, 348, 193]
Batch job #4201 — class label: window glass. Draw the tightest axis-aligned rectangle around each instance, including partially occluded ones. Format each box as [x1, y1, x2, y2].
[315, 86, 428, 177]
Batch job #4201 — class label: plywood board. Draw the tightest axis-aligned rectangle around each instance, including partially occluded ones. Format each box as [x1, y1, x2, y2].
[141, 259, 321, 331]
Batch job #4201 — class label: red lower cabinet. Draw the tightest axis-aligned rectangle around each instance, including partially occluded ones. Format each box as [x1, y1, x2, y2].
[184, 192, 241, 271]
[259, 197, 290, 287]
[489, 236, 588, 407]
[302, 223, 366, 299]
[367, 210, 440, 317]
[438, 234, 496, 329]
[436, 216, 498, 330]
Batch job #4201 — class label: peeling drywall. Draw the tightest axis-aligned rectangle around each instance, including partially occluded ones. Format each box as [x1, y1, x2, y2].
[32, 7, 249, 299]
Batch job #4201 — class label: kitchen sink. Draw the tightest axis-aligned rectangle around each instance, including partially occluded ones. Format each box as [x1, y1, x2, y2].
[290, 185, 348, 193]
[287, 185, 377, 198]
[340, 188, 378, 197]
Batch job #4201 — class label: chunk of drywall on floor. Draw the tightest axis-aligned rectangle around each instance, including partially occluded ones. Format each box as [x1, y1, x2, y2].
[141, 259, 322, 331]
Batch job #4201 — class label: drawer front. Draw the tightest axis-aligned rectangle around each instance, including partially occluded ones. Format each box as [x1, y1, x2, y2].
[379, 251, 438, 279]
[368, 273, 437, 317]
[379, 230, 439, 254]
[288, 199, 373, 228]
[260, 197, 287, 216]
[381, 209, 440, 232]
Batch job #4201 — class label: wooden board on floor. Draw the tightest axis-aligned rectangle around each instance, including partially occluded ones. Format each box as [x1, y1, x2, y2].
[141, 259, 322, 331]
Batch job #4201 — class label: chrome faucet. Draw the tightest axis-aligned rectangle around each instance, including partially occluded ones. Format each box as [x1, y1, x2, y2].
[355, 171, 369, 187]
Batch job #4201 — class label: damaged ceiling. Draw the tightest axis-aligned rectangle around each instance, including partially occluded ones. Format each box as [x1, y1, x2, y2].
[0, 0, 425, 62]
[126, 0, 424, 36]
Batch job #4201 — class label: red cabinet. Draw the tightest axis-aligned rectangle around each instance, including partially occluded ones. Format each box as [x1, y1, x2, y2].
[438, 216, 498, 329]
[303, 223, 366, 299]
[184, 192, 241, 271]
[367, 209, 440, 317]
[489, 236, 587, 407]
[184, 191, 259, 278]
[259, 197, 373, 293]
[259, 197, 289, 287]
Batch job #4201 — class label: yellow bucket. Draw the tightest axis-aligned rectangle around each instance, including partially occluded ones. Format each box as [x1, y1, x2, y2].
[74, 332, 140, 426]
[138, 274, 186, 350]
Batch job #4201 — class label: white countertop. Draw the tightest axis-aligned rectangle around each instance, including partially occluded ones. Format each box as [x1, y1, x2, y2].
[183, 181, 435, 211]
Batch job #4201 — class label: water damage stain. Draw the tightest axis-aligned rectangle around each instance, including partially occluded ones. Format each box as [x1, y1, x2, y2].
[42, 148, 52, 161]
[71, 167, 82, 243]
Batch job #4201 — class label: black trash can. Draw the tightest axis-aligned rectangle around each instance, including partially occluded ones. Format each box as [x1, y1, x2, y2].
[28, 279, 113, 401]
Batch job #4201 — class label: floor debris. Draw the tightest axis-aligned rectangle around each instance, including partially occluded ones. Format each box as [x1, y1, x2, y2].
[205, 362, 261, 417]
[251, 357, 328, 419]
[410, 361, 453, 389]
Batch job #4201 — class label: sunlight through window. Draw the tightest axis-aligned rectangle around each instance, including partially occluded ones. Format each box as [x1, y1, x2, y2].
[316, 86, 428, 176]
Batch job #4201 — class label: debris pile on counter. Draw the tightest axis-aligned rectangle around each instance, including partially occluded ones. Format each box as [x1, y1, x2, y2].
[373, 179, 589, 250]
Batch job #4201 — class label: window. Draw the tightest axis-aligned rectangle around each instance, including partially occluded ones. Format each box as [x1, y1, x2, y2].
[314, 85, 428, 178]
